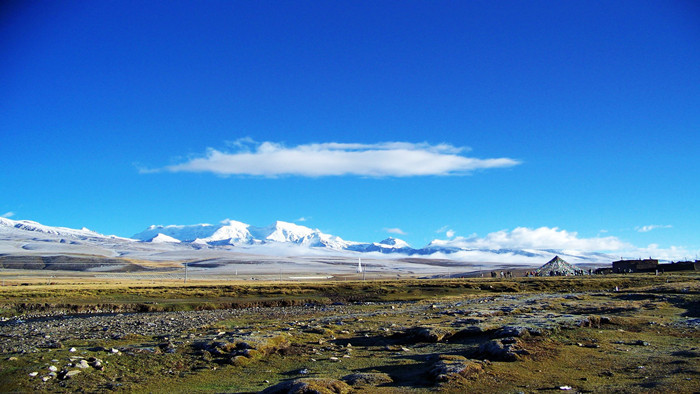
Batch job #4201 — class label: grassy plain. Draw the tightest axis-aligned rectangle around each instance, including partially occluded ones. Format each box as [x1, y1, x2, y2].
[0, 273, 698, 393]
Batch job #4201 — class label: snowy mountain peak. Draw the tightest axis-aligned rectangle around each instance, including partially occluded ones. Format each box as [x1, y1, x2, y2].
[220, 219, 249, 228]
[0, 217, 103, 238]
[133, 223, 221, 242]
[147, 233, 181, 243]
[257, 221, 315, 243]
[378, 237, 410, 248]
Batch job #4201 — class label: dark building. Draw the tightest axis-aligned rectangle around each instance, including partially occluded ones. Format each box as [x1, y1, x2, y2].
[594, 267, 613, 275]
[610, 258, 699, 273]
[612, 259, 659, 273]
[660, 261, 700, 272]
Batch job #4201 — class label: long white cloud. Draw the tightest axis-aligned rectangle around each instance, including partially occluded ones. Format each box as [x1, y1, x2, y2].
[430, 227, 627, 251]
[158, 140, 520, 177]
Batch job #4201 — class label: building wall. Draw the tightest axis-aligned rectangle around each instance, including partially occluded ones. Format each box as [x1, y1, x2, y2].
[612, 259, 659, 273]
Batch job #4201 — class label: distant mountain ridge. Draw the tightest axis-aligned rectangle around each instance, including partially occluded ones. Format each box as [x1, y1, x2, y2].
[0, 217, 613, 265]
[132, 220, 352, 249]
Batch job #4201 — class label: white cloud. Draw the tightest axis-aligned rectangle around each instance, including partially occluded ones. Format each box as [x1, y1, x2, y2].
[435, 226, 455, 238]
[635, 224, 672, 233]
[1, 212, 15, 218]
[385, 227, 406, 235]
[430, 226, 628, 252]
[631, 244, 695, 262]
[428, 226, 697, 263]
[296, 217, 310, 222]
[156, 139, 520, 177]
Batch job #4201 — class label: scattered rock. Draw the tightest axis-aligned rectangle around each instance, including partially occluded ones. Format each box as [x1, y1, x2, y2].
[261, 378, 352, 394]
[400, 326, 453, 343]
[58, 369, 82, 380]
[306, 326, 333, 335]
[40, 340, 63, 349]
[452, 326, 485, 338]
[90, 359, 104, 371]
[492, 326, 531, 338]
[343, 372, 393, 386]
[75, 359, 90, 369]
[430, 356, 484, 382]
[229, 355, 250, 367]
[478, 338, 528, 361]
[579, 316, 614, 328]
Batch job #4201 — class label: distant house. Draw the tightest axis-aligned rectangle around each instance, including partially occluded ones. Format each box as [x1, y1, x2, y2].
[612, 259, 658, 273]
[611, 258, 698, 273]
[660, 261, 700, 272]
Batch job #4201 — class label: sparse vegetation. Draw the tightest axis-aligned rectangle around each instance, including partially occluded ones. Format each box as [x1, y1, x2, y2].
[0, 273, 698, 392]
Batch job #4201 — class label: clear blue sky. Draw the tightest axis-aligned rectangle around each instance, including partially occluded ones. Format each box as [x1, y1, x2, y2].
[2, 1, 699, 258]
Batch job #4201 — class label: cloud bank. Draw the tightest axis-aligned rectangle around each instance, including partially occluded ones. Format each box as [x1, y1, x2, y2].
[431, 227, 627, 251]
[157, 140, 520, 177]
[429, 226, 695, 262]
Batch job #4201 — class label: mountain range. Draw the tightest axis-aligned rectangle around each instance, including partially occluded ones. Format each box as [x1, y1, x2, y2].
[0, 217, 612, 266]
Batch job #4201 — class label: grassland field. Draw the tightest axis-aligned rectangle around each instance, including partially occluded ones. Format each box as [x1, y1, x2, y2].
[0, 272, 698, 393]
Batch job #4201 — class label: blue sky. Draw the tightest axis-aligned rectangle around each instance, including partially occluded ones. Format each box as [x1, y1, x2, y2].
[2, 1, 699, 259]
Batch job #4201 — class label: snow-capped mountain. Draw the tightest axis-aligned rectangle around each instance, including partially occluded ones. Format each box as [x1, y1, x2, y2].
[0, 217, 116, 240]
[253, 221, 314, 243]
[0, 216, 615, 265]
[379, 237, 410, 249]
[346, 237, 413, 254]
[132, 220, 351, 249]
[147, 233, 181, 243]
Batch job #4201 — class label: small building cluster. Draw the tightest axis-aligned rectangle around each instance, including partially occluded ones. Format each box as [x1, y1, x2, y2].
[606, 258, 699, 274]
[531, 256, 699, 277]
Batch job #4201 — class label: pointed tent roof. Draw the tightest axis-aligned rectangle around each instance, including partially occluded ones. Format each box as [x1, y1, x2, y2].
[535, 256, 577, 275]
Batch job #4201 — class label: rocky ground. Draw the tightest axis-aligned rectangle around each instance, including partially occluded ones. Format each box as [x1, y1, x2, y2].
[1, 277, 699, 393]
